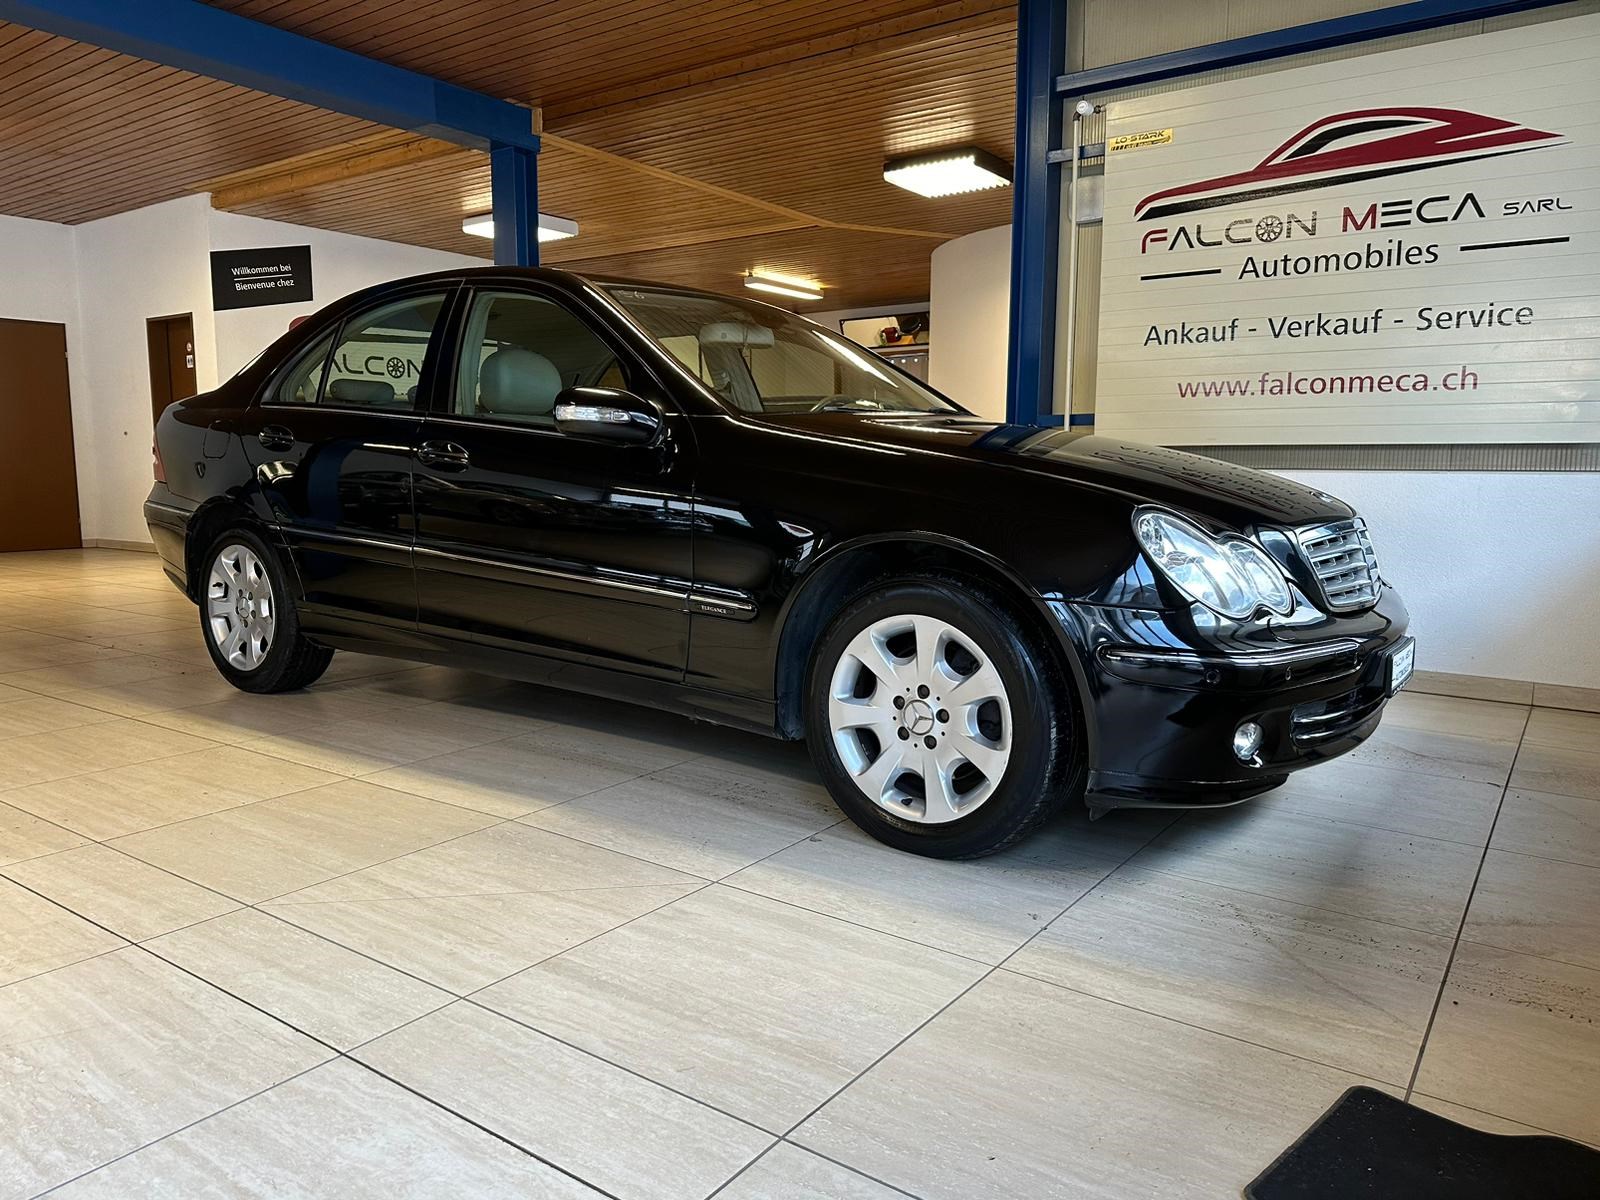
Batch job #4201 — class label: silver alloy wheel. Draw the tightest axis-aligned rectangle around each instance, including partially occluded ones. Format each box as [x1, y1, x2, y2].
[206, 543, 276, 672]
[827, 613, 1012, 824]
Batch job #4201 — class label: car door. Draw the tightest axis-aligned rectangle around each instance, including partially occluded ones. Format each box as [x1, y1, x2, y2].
[243, 284, 457, 632]
[411, 284, 694, 679]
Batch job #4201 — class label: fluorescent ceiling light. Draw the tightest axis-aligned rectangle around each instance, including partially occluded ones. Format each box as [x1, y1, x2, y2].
[744, 272, 823, 301]
[883, 147, 1012, 197]
[461, 212, 580, 242]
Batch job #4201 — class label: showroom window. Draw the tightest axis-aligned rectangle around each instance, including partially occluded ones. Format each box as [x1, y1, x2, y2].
[317, 293, 448, 409]
[454, 291, 626, 426]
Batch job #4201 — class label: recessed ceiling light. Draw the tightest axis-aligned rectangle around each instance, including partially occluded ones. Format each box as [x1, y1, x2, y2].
[883, 148, 1012, 198]
[461, 212, 580, 242]
[744, 272, 823, 301]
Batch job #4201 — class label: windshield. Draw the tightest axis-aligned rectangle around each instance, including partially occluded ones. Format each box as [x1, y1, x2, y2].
[602, 285, 960, 415]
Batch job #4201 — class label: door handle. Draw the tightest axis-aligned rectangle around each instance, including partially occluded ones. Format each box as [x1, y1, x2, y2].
[417, 440, 470, 471]
[257, 424, 295, 452]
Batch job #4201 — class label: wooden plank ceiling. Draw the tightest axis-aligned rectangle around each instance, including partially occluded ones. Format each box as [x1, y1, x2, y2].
[0, 1, 1018, 309]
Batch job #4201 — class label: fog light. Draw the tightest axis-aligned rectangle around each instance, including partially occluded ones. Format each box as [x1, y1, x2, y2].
[1233, 721, 1264, 764]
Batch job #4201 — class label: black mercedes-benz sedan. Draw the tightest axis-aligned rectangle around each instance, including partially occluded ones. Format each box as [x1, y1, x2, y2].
[145, 267, 1412, 858]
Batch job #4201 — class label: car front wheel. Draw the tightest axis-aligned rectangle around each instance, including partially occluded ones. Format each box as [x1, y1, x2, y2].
[199, 529, 333, 693]
[805, 577, 1082, 858]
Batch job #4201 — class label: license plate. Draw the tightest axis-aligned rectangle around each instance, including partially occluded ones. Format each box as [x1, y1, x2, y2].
[1387, 637, 1416, 696]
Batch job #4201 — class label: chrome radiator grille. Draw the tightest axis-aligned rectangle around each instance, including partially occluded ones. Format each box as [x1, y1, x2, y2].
[1294, 518, 1380, 612]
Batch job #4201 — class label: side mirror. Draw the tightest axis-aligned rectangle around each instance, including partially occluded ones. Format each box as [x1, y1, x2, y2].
[553, 386, 663, 445]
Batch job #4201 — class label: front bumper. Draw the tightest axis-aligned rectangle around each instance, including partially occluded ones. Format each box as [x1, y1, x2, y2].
[1056, 587, 1410, 809]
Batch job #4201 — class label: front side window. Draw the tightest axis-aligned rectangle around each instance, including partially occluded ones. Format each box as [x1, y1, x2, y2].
[454, 291, 624, 427]
[603, 286, 960, 415]
[320, 293, 447, 409]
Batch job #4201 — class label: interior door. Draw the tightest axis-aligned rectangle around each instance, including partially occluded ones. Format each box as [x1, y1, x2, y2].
[242, 287, 455, 631]
[0, 318, 81, 552]
[147, 313, 197, 426]
[412, 286, 693, 679]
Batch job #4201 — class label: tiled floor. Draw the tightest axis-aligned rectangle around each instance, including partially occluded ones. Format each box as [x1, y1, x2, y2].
[2, 548, 1598, 1199]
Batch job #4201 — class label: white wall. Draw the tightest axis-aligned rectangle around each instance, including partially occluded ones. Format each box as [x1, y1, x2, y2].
[928, 221, 1600, 688]
[72, 195, 219, 544]
[0, 197, 485, 546]
[1285, 472, 1600, 690]
[928, 224, 1010, 421]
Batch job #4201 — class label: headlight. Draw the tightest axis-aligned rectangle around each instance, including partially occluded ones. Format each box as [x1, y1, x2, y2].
[1133, 509, 1293, 619]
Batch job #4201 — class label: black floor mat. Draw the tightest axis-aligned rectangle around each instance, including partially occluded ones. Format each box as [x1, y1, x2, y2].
[1246, 1086, 1600, 1199]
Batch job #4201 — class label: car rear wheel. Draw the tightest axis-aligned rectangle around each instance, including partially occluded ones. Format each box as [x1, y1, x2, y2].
[805, 577, 1081, 858]
[200, 529, 332, 693]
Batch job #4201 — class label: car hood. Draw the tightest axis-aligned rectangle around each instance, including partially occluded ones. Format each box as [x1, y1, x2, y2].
[754, 413, 1352, 528]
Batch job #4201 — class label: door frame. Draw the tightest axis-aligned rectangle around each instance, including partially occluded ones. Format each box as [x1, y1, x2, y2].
[146, 311, 197, 427]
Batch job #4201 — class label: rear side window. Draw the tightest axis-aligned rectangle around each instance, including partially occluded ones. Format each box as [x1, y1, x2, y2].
[325, 293, 448, 409]
[272, 293, 448, 408]
[272, 331, 333, 405]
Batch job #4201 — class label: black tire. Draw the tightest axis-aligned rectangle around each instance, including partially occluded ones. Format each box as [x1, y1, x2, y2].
[197, 528, 333, 694]
[804, 576, 1084, 859]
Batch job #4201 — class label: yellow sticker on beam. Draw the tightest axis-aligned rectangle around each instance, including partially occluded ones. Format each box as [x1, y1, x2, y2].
[1107, 128, 1173, 153]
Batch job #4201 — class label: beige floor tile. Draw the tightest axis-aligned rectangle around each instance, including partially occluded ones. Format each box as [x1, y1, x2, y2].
[1509, 741, 1600, 801]
[0, 877, 125, 985]
[108, 779, 497, 903]
[0, 947, 331, 1199]
[356, 1001, 771, 1200]
[55, 669, 247, 718]
[361, 728, 678, 819]
[0, 652, 195, 697]
[1135, 805, 1484, 935]
[0, 800, 87, 866]
[478, 885, 985, 1130]
[1383, 692, 1530, 741]
[0, 718, 217, 790]
[2, 843, 241, 941]
[522, 756, 842, 878]
[793, 969, 1374, 1200]
[145, 908, 452, 1050]
[717, 1143, 904, 1199]
[50, 1056, 603, 1199]
[1534, 682, 1600, 714]
[3, 745, 342, 840]
[1008, 868, 1453, 1083]
[1259, 757, 1504, 846]
[728, 822, 1122, 963]
[1408, 670, 1534, 705]
[140, 688, 396, 744]
[1523, 707, 1600, 753]
[1345, 718, 1519, 786]
[262, 823, 701, 992]
[0, 695, 119, 738]
[1414, 943, 1600, 1145]
[1410, 1094, 1580, 1140]
[1491, 789, 1600, 868]
[236, 704, 530, 776]
[1464, 850, 1600, 970]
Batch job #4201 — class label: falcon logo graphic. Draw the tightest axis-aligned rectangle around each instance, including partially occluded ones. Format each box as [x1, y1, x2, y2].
[1134, 107, 1563, 221]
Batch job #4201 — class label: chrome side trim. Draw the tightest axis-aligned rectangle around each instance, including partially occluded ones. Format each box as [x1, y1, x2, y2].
[287, 527, 413, 555]
[687, 590, 758, 621]
[1099, 638, 1364, 670]
[413, 544, 688, 604]
[143, 500, 193, 520]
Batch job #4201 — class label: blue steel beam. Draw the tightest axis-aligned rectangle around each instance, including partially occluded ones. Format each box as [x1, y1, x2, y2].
[1057, 0, 1567, 95]
[490, 142, 540, 268]
[0, 0, 538, 151]
[1004, 0, 1068, 426]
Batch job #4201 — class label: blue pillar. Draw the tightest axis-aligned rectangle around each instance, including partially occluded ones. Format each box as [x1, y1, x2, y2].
[490, 140, 539, 268]
[1005, 0, 1067, 426]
